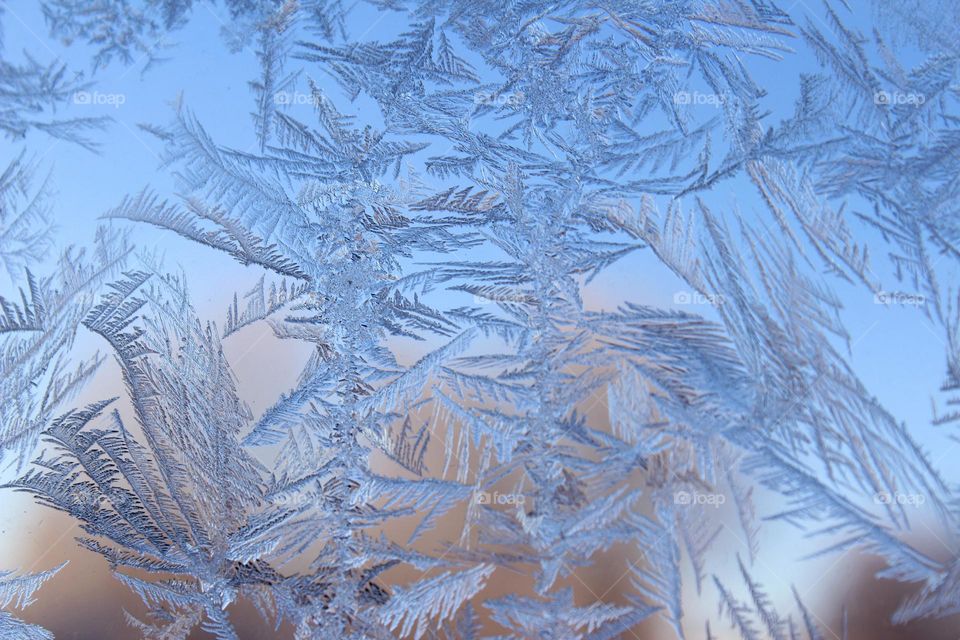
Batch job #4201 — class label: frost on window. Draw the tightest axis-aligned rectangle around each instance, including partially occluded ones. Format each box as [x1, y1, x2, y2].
[0, 1, 958, 638]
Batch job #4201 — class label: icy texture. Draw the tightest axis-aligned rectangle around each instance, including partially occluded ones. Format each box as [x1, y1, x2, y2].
[1, 0, 959, 638]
